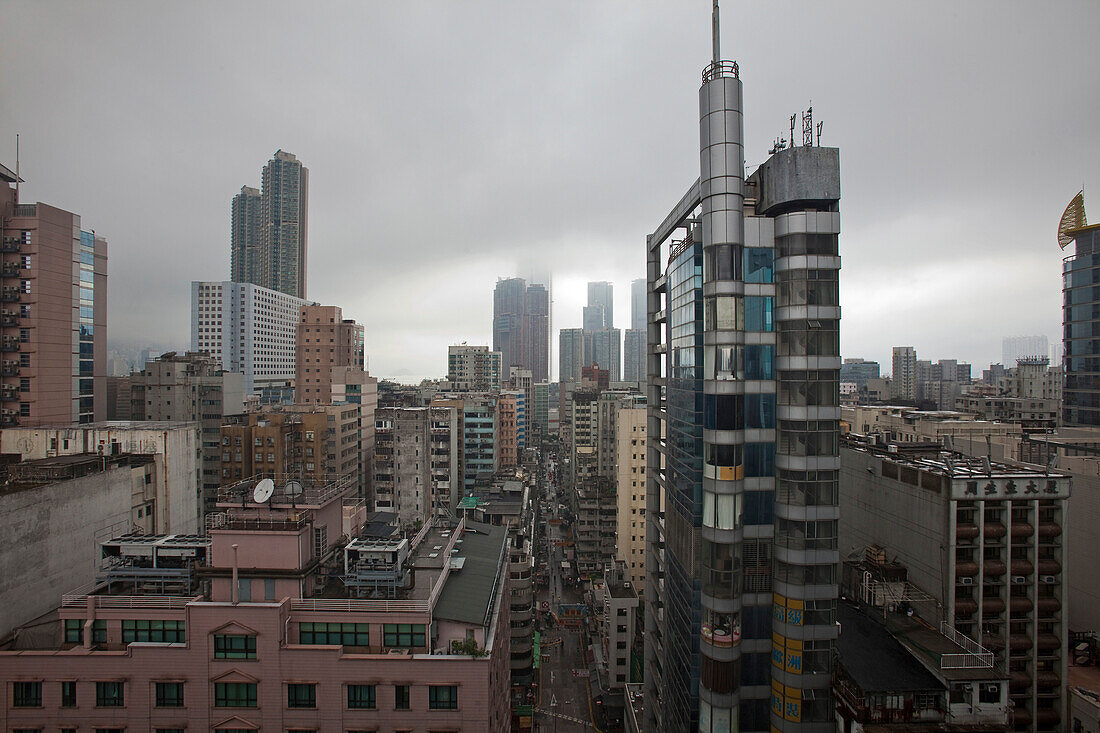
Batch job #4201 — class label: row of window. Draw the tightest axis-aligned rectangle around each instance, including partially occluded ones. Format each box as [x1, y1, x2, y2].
[11, 680, 459, 711]
[62, 627, 429, 655]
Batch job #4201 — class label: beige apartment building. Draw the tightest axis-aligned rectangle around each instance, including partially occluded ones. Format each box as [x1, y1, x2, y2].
[295, 304, 364, 403]
[615, 406, 646, 592]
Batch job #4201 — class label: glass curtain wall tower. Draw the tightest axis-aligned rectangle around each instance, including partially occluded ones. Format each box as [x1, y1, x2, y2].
[645, 4, 841, 731]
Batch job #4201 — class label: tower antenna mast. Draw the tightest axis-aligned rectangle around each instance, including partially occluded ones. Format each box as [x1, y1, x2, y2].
[14, 134, 19, 205]
[712, 0, 721, 65]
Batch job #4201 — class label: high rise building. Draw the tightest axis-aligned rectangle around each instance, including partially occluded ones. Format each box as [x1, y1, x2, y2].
[631, 278, 646, 331]
[839, 358, 880, 389]
[624, 328, 645, 383]
[584, 328, 622, 382]
[615, 406, 647, 593]
[559, 328, 586, 383]
[891, 346, 917, 401]
[130, 351, 245, 515]
[231, 151, 309, 299]
[644, 6, 841, 729]
[0, 163, 107, 425]
[583, 304, 607, 332]
[295, 304, 365, 403]
[191, 281, 312, 396]
[492, 277, 549, 381]
[230, 185, 261, 284]
[1062, 196, 1100, 426]
[448, 343, 502, 391]
[588, 281, 614, 328]
[524, 283, 550, 382]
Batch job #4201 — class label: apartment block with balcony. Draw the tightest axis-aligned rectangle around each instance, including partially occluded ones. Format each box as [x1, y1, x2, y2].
[0, 473, 511, 733]
[840, 437, 1069, 731]
[294, 304, 365, 404]
[373, 405, 460, 526]
[0, 163, 107, 426]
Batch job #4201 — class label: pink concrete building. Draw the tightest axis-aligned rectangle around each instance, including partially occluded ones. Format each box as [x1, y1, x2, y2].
[0, 473, 511, 733]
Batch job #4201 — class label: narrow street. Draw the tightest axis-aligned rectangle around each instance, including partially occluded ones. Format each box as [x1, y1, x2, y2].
[533, 454, 599, 732]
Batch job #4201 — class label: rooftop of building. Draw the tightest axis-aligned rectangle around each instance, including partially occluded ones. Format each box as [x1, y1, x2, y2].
[844, 434, 1069, 481]
[1070, 664, 1100, 699]
[836, 602, 945, 693]
[607, 581, 638, 600]
[4, 420, 199, 431]
[0, 452, 155, 494]
[433, 522, 508, 626]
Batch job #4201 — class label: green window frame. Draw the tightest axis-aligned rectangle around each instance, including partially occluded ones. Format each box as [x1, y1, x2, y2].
[347, 684, 376, 709]
[287, 683, 316, 708]
[154, 681, 184, 707]
[61, 680, 77, 707]
[383, 623, 425, 648]
[12, 681, 42, 707]
[123, 619, 186, 643]
[299, 621, 370, 646]
[214, 634, 256, 659]
[95, 680, 124, 707]
[65, 619, 105, 643]
[214, 681, 257, 707]
[395, 684, 410, 710]
[428, 684, 458, 710]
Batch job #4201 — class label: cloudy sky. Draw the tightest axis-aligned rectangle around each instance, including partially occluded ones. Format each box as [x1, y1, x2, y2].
[2, 1, 1098, 381]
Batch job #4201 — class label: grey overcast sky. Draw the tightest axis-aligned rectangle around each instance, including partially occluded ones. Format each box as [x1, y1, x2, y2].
[2, 1, 1098, 381]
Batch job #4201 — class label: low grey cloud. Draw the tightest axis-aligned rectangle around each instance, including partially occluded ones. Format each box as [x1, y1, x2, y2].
[2, 0, 1097, 379]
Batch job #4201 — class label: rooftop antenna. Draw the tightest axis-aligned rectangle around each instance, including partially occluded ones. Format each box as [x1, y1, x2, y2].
[14, 133, 19, 205]
[816, 121, 823, 146]
[790, 115, 796, 148]
[712, 0, 721, 65]
[803, 105, 814, 147]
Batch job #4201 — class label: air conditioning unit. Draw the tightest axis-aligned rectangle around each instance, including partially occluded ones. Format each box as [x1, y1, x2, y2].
[1041, 575, 1057, 584]
[1012, 576, 1027, 584]
[959, 577, 974, 585]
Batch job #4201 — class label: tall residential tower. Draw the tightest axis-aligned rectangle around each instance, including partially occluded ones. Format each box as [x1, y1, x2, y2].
[645, 5, 841, 730]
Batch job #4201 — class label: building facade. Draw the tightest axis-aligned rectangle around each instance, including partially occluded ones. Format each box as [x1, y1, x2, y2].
[588, 281, 614, 328]
[448, 344, 502, 392]
[840, 438, 1069, 731]
[130, 351, 245, 515]
[295, 304, 365, 404]
[644, 10, 842, 730]
[584, 328, 622, 383]
[624, 328, 646, 383]
[492, 278, 550, 382]
[0, 163, 107, 426]
[191, 280, 313, 395]
[891, 346, 917, 401]
[229, 185, 261, 285]
[559, 328, 586, 384]
[631, 277, 646, 331]
[373, 406, 460, 524]
[1063, 222, 1100, 426]
[616, 406, 647, 592]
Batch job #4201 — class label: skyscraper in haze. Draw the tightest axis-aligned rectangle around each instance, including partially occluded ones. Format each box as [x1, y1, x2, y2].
[492, 277, 549, 382]
[645, 4, 842, 728]
[231, 151, 309, 299]
[230, 185, 261, 284]
[631, 277, 646, 331]
[587, 280, 613, 327]
[891, 346, 917, 401]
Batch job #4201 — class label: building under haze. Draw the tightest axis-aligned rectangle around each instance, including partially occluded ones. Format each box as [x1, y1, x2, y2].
[492, 277, 549, 382]
[559, 328, 586, 383]
[891, 346, 917, 401]
[0, 163, 107, 425]
[231, 150, 309, 299]
[1062, 197, 1100, 427]
[295, 304, 365, 404]
[644, 7, 842, 729]
[588, 280, 614, 328]
[624, 328, 645, 383]
[631, 277, 646, 331]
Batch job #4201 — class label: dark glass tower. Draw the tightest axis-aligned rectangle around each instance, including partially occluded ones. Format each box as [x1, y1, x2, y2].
[645, 4, 841, 731]
[1063, 223, 1100, 426]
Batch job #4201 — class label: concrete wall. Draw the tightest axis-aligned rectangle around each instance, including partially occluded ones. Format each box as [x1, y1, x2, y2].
[839, 446, 947, 600]
[0, 465, 133, 637]
[1059, 455, 1100, 632]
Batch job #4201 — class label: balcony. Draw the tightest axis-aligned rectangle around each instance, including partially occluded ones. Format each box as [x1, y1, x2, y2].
[1, 339, 19, 352]
[0, 387, 17, 402]
[0, 289, 21, 303]
[1, 363, 19, 376]
[1, 238, 21, 253]
[0, 265, 20, 278]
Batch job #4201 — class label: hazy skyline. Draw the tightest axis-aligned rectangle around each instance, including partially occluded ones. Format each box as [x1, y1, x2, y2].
[2, 1, 1098, 381]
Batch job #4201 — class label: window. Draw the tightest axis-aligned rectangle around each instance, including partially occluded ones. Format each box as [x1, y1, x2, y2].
[61, 680, 77, 706]
[156, 729, 186, 733]
[214, 681, 257, 707]
[155, 681, 184, 707]
[428, 685, 458, 710]
[287, 683, 316, 708]
[12, 681, 42, 707]
[214, 634, 256, 659]
[300, 622, 370, 646]
[95, 680, 125, 707]
[123, 619, 186, 643]
[348, 683, 376, 709]
[383, 624, 426, 648]
[395, 684, 411, 709]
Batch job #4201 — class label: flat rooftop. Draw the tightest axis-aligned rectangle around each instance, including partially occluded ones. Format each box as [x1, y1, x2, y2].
[836, 603, 944, 692]
[433, 521, 507, 626]
[608, 582, 638, 600]
[845, 437, 1069, 481]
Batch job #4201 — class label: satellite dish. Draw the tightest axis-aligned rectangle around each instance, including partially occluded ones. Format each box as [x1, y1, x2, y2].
[285, 480, 304, 500]
[253, 478, 275, 503]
